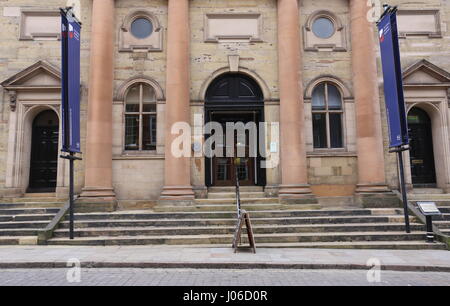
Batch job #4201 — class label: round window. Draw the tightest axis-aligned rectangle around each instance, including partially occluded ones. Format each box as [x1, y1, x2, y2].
[312, 17, 335, 39]
[130, 18, 153, 39]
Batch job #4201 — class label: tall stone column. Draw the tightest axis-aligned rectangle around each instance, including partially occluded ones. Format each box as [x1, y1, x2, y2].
[350, 0, 391, 201]
[277, 0, 315, 203]
[79, 0, 116, 211]
[159, 0, 194, 203]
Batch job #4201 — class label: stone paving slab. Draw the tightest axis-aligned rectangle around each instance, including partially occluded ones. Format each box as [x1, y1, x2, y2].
[1, 268, 449, 286]
[0, 246, 449, 272]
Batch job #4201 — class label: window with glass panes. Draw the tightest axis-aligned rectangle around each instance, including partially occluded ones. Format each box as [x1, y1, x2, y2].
[311, 82, 344, 149]
[124, 83, 157, 151]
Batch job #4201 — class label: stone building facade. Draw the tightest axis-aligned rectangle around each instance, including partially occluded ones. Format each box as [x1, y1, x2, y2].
[0, 0, 449, 209]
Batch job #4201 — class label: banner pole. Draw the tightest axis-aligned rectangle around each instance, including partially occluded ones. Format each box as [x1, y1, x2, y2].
[69, 151, 74, 239]
[397, 149, 411, 233]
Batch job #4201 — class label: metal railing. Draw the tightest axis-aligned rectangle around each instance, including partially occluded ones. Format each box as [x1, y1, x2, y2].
[234, 159, 242, 219]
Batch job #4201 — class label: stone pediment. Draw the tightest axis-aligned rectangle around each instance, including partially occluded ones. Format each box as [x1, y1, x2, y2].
[1, 60, 61, 90]
[403, 59, 450, 87]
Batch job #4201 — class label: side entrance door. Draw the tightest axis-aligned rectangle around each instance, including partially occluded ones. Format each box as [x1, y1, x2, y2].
[408, 107, 437, 187]
[28, 110, 59, 192]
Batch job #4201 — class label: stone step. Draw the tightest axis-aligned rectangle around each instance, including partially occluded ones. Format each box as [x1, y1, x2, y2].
[0, 236, 38, 245]
[1, 197, 65, 203]
[0, 214, 56, 223]
[208, 186, 263, 193]
[0, 202, 64, 209]
[59, 215, 412, 229]
[430, 213, 450, 221]
[153, 204, 320, 212]
[0, 220, 49, 229]
[410, 188, 444, 195]
[409, 194, 450, 201]
[437, 207, 450, 213]
[0, 208, 60, 215]
[441, 229, 450, 235]
[47, 231, 428, 246]
[207, 192, 267, 199]
[67, 208, 403, 221]
[52, 223, 425, 238]
[434, 221, 450, 229]
[241, 241, 447, 250]
[195, 198, 280, 205]
[0, 228, 41, 236]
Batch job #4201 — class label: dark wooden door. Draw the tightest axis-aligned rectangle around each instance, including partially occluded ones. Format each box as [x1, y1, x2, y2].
[408, 108, 436, 187]
[212, 113, 255, 186]
[28, 111, 59, 192]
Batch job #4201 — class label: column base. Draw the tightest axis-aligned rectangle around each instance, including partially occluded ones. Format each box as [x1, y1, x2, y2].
[77, 187, 117, 212]
[278, 184, 318, 204]
[355, 183, 400, 208]
[158, 185, 195, 206]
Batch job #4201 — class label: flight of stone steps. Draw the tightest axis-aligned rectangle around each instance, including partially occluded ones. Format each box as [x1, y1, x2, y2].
[0, 194, 65, 245]
[43, 187, 447, 249]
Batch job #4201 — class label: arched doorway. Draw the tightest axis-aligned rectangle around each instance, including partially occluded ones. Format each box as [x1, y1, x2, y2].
[28, 110, 59, 192]
[408, 107, 437, 187]
[204, 73, 266, 187]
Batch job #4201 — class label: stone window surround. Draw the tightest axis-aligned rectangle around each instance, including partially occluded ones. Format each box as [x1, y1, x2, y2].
[19, 9, 60, 41]
[303, 10, 347, 52]
[397, 9, 442, 39]
[114, 76, 165, 157]
[204, 13, 264, 43]
[304, 76, 355, 154]
[119, 10, 163, 52]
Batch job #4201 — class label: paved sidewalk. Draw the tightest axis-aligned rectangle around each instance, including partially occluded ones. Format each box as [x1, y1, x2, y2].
[0, 246, 449, 272]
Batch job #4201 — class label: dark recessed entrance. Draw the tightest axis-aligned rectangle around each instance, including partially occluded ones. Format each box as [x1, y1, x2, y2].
[205, 73, 266, 187]
[408, 107, 437, 187]
[28, 110, 59, 193]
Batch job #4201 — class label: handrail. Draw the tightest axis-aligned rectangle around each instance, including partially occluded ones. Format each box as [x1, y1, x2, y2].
[234, 159, 241, 219]
[37, 195, 78, 244]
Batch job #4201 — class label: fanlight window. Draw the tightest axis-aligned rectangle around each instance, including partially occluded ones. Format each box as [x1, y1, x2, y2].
[312, 82, 344, 149]
[124, 83, 157, 151]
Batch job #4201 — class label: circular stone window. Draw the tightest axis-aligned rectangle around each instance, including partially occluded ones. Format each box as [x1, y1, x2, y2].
[312, 17, 335, 39]
[130, 18, 153, 39]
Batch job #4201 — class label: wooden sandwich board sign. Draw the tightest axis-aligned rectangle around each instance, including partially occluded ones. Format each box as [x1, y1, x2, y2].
[232, 209, 256, 253]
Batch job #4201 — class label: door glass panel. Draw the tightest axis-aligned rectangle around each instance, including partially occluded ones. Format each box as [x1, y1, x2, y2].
[217, 158, 229, 181]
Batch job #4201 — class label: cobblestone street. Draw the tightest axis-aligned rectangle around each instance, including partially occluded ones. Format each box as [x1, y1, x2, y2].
[0, 268, 449, 286]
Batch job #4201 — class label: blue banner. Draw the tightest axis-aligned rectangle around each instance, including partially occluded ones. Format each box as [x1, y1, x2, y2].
[61, 10, 81, 153]
[377, 8, 409, 148]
